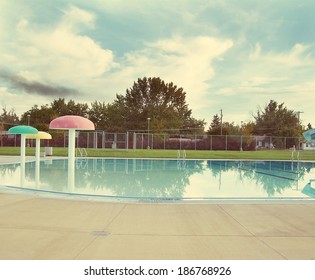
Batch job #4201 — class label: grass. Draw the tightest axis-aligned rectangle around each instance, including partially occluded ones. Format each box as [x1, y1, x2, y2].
[1, 146, 315, 160]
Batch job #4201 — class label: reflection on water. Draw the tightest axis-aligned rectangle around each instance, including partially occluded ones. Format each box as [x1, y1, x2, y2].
[1, 159, 315, 200]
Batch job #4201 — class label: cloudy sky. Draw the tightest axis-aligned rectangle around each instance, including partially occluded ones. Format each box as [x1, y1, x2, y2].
[0, 0, 315, 127]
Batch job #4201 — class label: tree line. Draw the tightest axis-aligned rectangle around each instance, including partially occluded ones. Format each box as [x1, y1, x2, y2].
[0, 77, 311, 138]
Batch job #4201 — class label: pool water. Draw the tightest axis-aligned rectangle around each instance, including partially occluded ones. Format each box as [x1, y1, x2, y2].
[1, 158, 315, 201]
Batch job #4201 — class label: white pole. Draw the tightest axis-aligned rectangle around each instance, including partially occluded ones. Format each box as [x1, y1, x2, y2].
[20, 134, 26, 187]
[147, 117, 150, 149]
[35, 138, 40, 187]
[68, 129, 76, 192]
[20, 134, 26, 166]
[35, 138, 40, 163]
[68, 128, 76, 164]
[20, 159, 25, 187]
[67, 166, 75, 192]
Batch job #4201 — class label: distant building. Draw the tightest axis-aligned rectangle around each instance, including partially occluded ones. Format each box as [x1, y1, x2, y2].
[302, 142, 315, 151]
[255, 135, 274, 149]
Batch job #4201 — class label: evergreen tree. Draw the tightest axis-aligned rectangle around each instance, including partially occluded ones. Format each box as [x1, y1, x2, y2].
[253, 100, 301, 137]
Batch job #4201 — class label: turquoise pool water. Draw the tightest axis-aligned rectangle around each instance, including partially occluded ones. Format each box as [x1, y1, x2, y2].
[1, 158, 315, 201]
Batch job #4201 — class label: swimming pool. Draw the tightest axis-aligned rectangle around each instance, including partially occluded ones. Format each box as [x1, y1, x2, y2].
[1, 158, 315, 201]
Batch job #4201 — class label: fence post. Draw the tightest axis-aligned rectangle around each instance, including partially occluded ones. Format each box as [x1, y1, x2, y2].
[94, 131, 97, 148]
[210, 135, 212, 150]
[114, 133, 117, 149]
[164, 134, 166, 150]
[180, 134, 182, 150]
[225, 135, 227, 151]
[126, 132, 129, 150]
[102, 131, 105, 149]
[133, 132, 136, 149]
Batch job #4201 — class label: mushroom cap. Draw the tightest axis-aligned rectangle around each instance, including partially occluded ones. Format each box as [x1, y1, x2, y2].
[49, 115, 95, 130]
[26, 131, 52, 140]
[8, 125, 38, 135]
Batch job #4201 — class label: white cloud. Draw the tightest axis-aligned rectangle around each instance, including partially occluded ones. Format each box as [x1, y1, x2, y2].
[0, 5, 116, 91]
[0, 87, 48, 115]
[216, 43, 315, 98]
[60, 5, 96, 32]
[205, 42, 315, 124]
[118, 36, 233, 111]
[240, 76, 287, 87]
[2, 3, 235, 119]
[250, 43, 314, 67]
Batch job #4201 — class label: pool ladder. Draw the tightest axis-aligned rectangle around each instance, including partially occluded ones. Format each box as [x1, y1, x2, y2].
[177, 149, 186, 159]
[76, 148, 88, 157]
[177, 150, 187, 169]
[291, 150, 300, 161]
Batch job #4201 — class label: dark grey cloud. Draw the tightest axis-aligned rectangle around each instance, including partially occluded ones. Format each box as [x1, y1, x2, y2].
[0, 70, 80, 97]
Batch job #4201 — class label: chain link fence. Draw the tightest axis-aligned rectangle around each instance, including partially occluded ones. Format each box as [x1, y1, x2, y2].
[2, 130, 314, 151]
[132, 133, 308, 151]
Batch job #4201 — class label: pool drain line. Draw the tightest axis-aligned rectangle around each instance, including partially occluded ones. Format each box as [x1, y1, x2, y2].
[90, 230, 111, 237]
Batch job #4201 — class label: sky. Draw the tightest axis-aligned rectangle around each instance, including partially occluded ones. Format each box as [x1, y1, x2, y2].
[0, 0, 315, 128]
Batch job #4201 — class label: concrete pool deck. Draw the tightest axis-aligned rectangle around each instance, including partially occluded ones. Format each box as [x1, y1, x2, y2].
[1, 156, 315, 260]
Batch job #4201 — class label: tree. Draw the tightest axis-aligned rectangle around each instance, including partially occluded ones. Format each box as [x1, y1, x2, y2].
[207, 114, 240, 135]
[50, 98, 89, 117]
[66, 99, 89, 117]
[113, 77, 205, 132]
[307, 123, 313, 130]
[0, 107, 19, 130]
[89, 101, 108, 130]
[20, 104, 57, 131]
[207, 114, 222, 135]
[253, 100, 301, 137]
[89, 101, 124, 131]
[50, 98, 68, 116]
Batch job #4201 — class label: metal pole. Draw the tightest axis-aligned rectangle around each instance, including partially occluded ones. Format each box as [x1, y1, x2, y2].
[195, 135, 197, 150]
[221, 109, 223, 135]
[147, 117, 151, 149]
[210, 135, 212, 150]
[164, 134, 166, 150]
[296, 111, 303, 151]
[102, 131, 105, 149]
[240, 121, 243, 151]
[220, 109, 223, 135]
[126, 132, 129, 150]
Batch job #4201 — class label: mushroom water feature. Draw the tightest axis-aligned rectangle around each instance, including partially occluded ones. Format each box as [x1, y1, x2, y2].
[8, 125, 38, 187]
[26, 131, 52, 187]
[49, 115, 95, 190]
[26, 131, 52, 161]
[8, 125, 38, 166]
